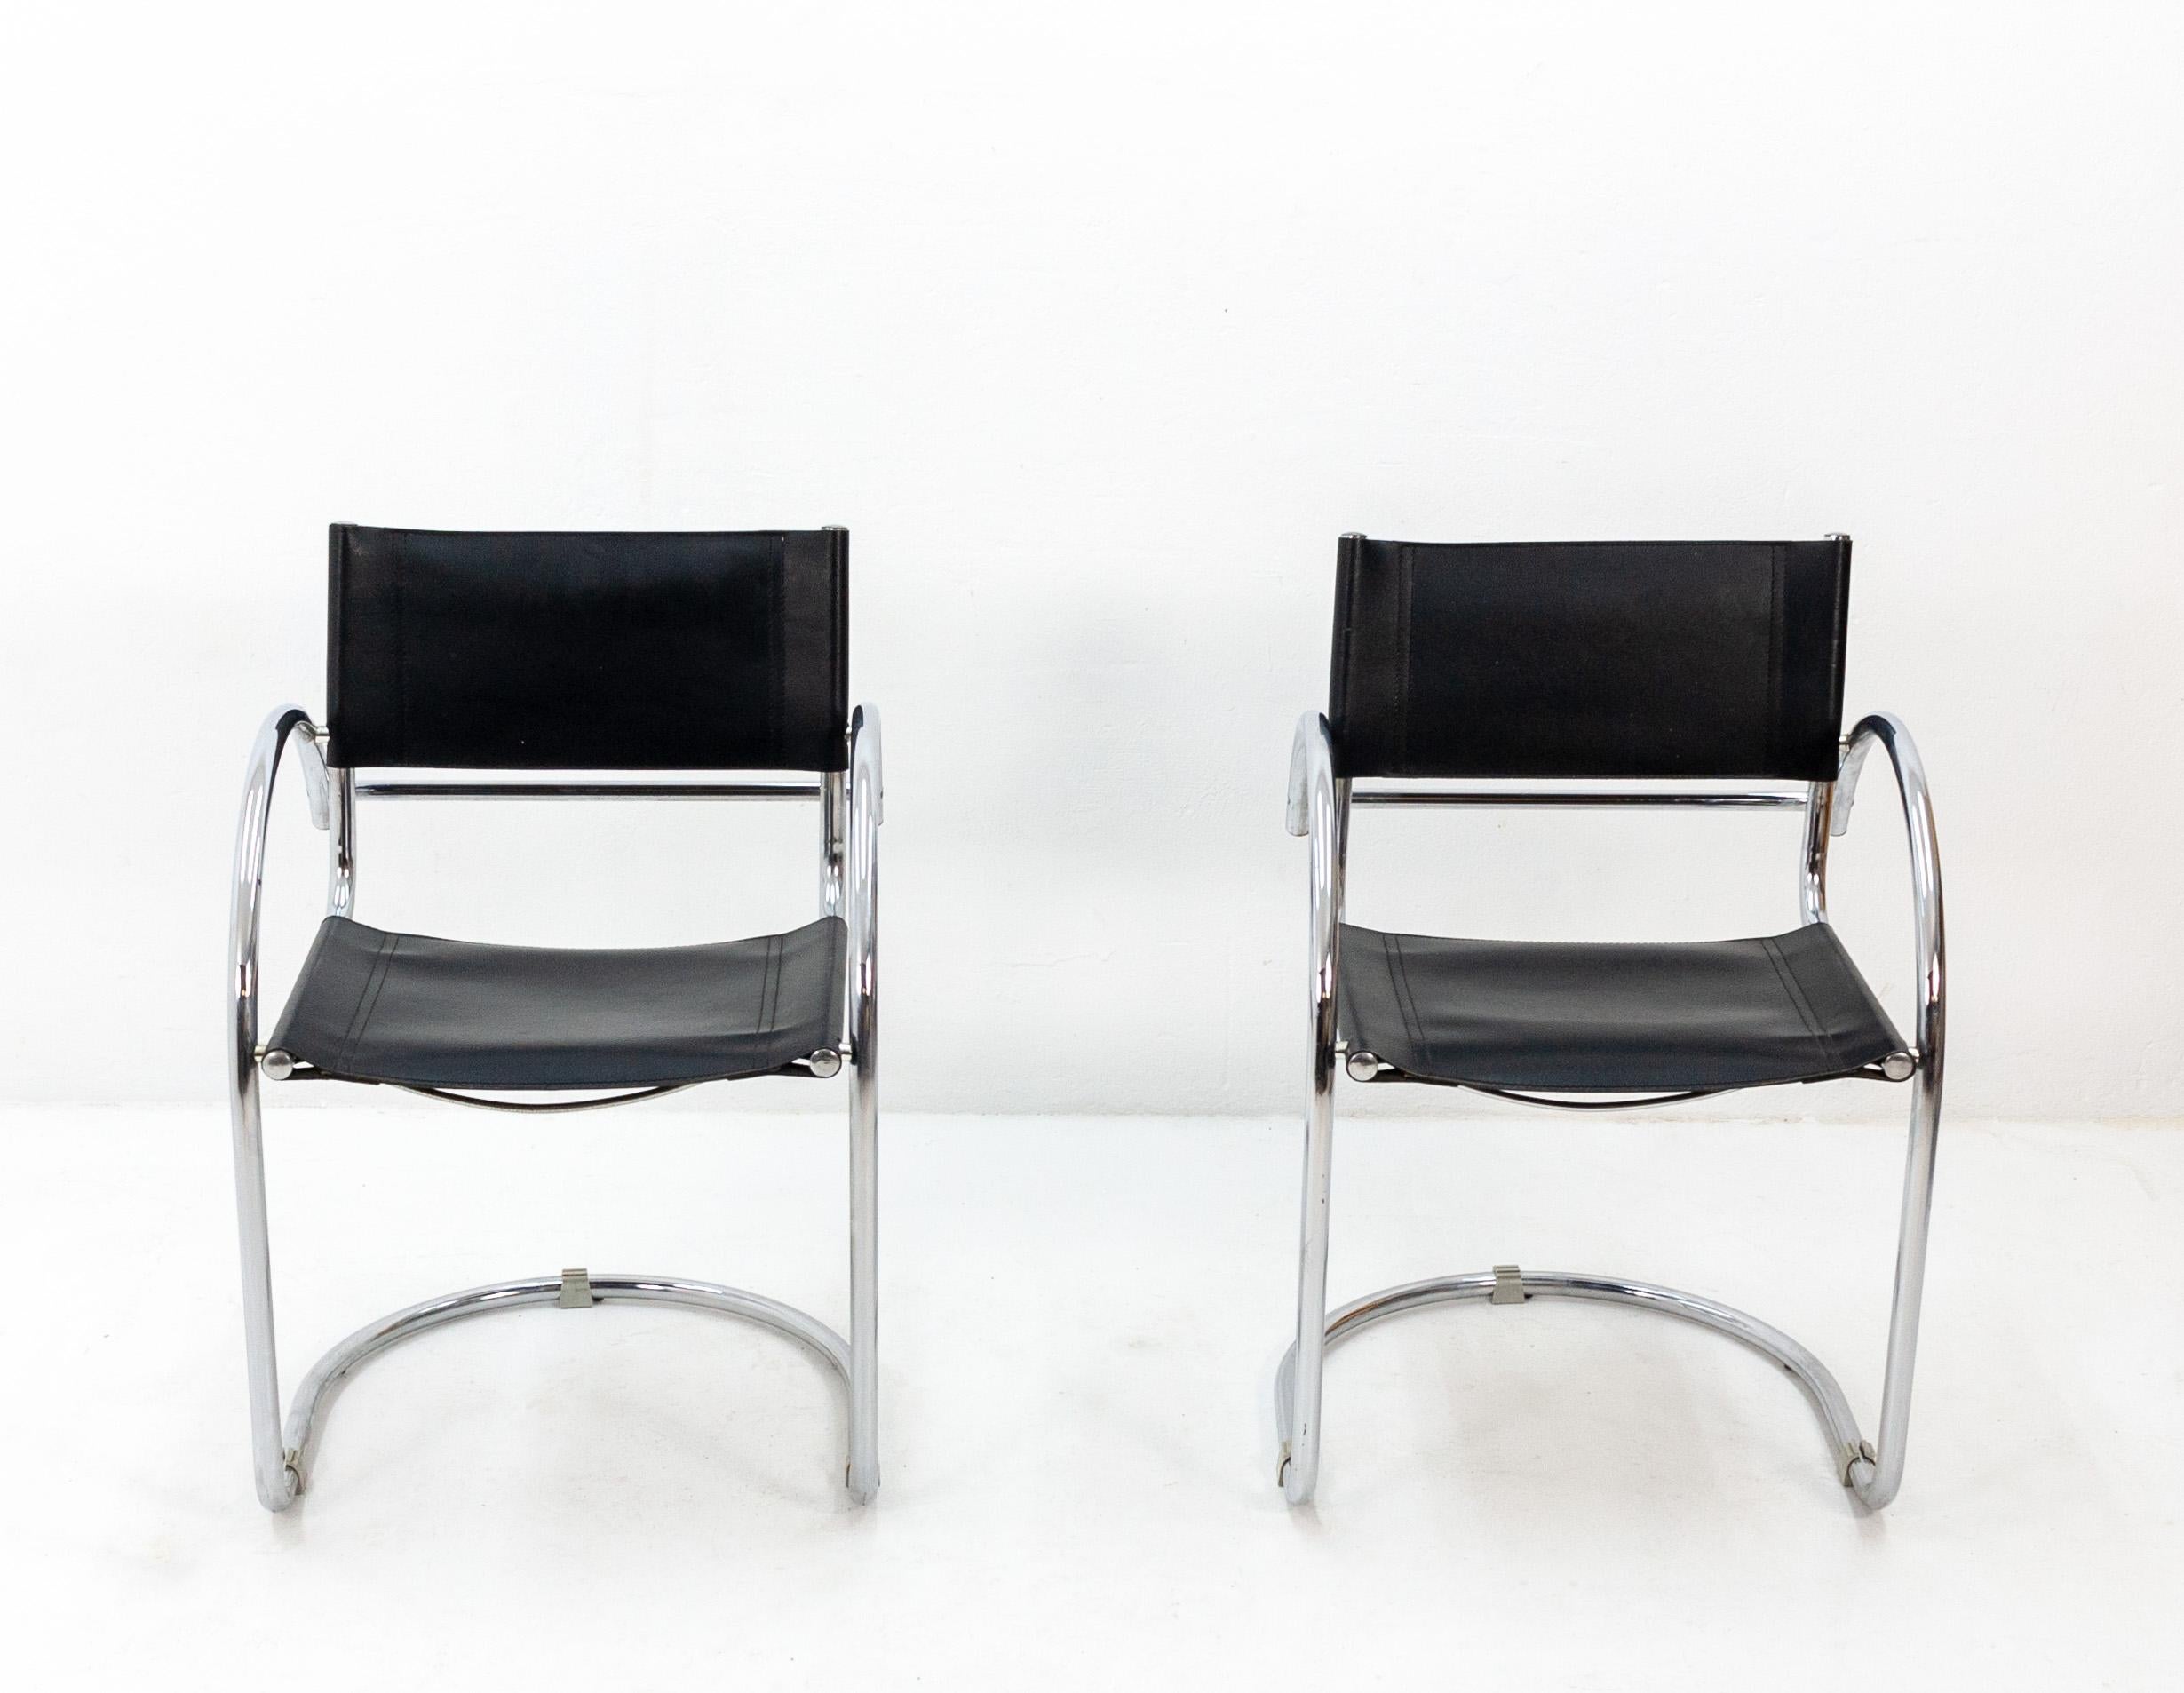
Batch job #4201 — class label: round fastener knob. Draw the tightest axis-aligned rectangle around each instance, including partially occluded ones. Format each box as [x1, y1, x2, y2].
[1881, 1051, 1917, 1083]
[259, 1049, 296, 1081]
[1345, 1050, 1383, 1083]
[806, 1048, 844, 1079]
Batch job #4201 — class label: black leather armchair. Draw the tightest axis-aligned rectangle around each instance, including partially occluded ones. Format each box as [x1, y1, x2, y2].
[1276, 536, 1945, 1510]
[227, 525, 881, 1510]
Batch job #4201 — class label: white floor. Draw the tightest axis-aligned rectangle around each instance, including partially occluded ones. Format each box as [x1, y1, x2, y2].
[4, 1104, 2179, 1690]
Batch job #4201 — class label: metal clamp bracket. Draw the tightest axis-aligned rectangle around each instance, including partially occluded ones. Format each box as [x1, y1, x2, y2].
[1490, 1264, 1527, 1305]
[557, 1268, 595, 1308]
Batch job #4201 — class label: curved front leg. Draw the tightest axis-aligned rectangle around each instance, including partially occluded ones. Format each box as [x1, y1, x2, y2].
[1282, 712, 1346, 1504]
[1832, 711, 1947, 1508]
[227, 704, 326, 1510]
[845, 703, 883, 1503]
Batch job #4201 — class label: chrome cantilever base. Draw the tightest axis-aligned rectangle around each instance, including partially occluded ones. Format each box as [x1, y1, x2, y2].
[265, 1273, 860, 1507]
[1274, 1269, 1884, 1506]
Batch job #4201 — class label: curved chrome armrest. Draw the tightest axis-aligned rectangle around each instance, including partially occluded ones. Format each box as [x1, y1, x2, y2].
[1288, 712, 1345, 1018]
[1831, 713, 1946, 1068]
[229, 707, 328, 1082]
[293, 727, 331, 831]
[846, 704, 883, 1055]
[1286, 712, 1328, 839]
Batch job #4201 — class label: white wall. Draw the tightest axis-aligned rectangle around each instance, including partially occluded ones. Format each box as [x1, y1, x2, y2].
[4, 2, 2180, 1117]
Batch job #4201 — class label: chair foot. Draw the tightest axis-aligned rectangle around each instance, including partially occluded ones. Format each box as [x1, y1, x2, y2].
[1274, 1268, 1883, 1505]
[268, 1271, 856, 1506]
[256, 1456, 302, 1513]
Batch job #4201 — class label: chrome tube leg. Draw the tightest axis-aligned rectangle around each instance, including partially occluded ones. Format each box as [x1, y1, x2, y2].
[1283, 1045, 1336, 1505]
[1855, 1057, 1943, 1507]
[229, 705, 314, 1512]
[846, 1038, 878, 1503]
[1799, 778, 1833, 925]
[1838, 710, 1947, 1509]
[229, 1053, 298, 1510]
[844, 707, 882, 1504]
[1282, 717, 1345, 1506]
[328, 763, 356, 918]
[819, 769, 846, 920]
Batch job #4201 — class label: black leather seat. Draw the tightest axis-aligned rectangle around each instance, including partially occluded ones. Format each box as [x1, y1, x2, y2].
[268, 915, 846, 1090]
[1338, 921, 1903, 1093]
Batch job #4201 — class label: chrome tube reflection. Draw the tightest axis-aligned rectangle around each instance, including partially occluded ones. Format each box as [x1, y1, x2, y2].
[1832, 712, 1946, 1509]
[1280, 711, 1346, 1505]
[845, 704, 883, 1503]
[226, 704, 321, 1510]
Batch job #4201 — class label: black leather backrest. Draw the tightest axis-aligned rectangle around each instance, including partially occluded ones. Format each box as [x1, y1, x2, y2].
[326, 526, 848, 770]
[1329, 536, 1851, 781]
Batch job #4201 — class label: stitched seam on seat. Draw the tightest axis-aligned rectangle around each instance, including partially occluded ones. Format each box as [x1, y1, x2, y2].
[753, 932, 783, 1066]
[1823, 926, 1902, 1054]
[1385, 934, 1429, 1062]
[338, 934, 401, 1075]
[1760, 935, 1837, 1071]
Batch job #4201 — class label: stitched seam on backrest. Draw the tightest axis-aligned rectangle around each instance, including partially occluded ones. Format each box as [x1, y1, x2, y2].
[1396, 544, 1415, 773]
[770, 537, 785, 767]
[830, 536, 845, 753]
[1829, 537, 1850, 741]
[1333, 544, 1360, 767]
[1767, 544, 1787, 775]
[392, 529, 409, 764]
[1760, 935, 1837, 1071]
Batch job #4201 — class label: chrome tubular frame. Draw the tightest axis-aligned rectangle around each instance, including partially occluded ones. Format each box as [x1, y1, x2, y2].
[845, 705, 882, 1502]
[1282, 712, 1348, 1506]
[228, 705, 328, 1510]
[226, 703, 885, 1511]
[1276, 709, 1946, 1511]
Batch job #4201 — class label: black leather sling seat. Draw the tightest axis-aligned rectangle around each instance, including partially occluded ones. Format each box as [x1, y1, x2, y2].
[268, 915, 846, 1091]
[1338, 920, 1903, 1093]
